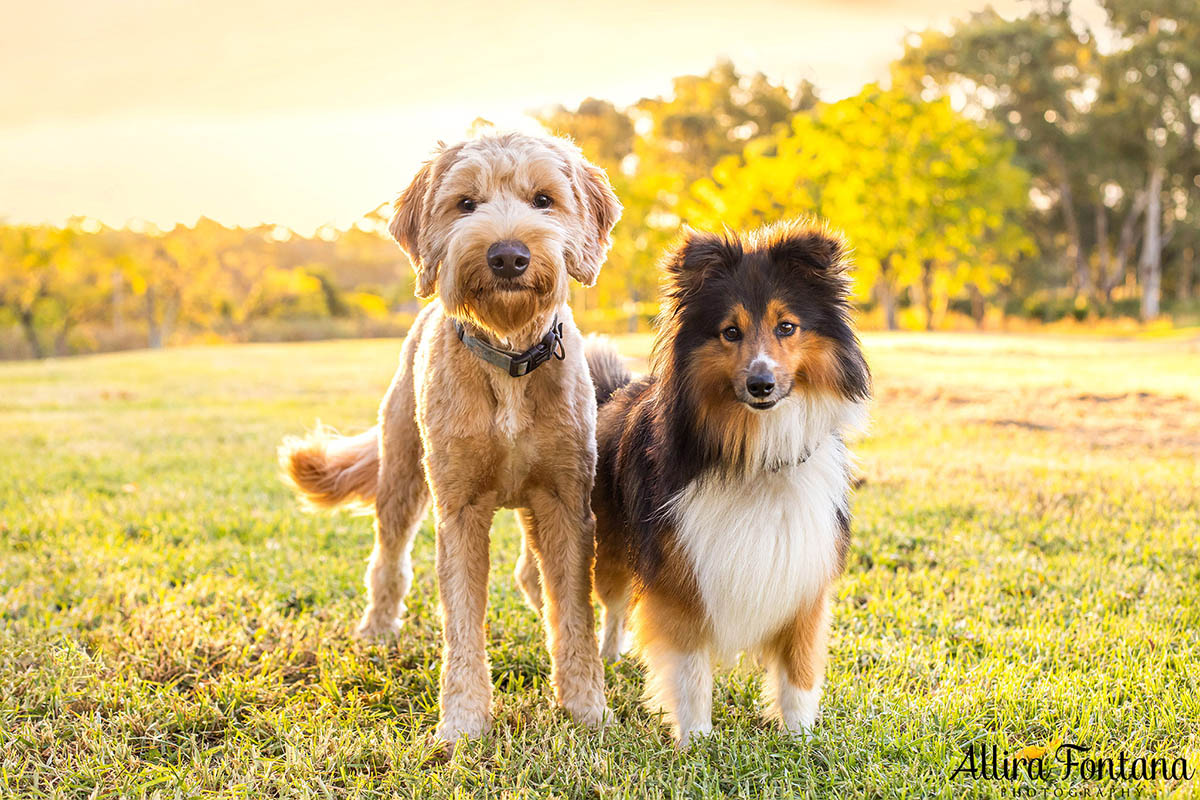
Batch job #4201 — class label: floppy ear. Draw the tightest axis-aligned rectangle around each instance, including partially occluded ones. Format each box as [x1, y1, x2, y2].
[389, 161, 437, 299]
[390, 142, 465, 299]
[569, 159, 622, 286]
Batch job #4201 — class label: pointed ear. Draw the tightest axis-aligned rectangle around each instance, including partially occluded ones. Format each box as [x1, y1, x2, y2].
[767, 222, 868, 401]
[767, 222, 849, 275]
[662, 226, 743, 298]
[568, 159, 621, 286]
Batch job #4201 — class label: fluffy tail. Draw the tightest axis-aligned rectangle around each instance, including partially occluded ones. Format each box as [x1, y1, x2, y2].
[585, 335, 633, 407]
[278, 424, 380, 509]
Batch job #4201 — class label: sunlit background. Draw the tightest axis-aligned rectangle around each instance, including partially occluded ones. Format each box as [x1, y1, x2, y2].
[3, 0, 1107, 231]
[1, 0, 1196, 359]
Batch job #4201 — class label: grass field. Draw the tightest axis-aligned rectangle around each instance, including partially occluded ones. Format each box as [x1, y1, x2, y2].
[2, 332, 1199, 798]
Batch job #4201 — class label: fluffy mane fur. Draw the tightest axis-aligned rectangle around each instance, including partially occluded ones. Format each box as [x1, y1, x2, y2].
[593, 220, 869, 581]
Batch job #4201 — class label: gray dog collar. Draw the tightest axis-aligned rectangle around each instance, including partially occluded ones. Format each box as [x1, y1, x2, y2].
[454, 317, 565, 378]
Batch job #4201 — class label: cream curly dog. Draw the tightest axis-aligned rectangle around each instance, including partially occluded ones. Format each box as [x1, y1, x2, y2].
[279, 131, 621, 744]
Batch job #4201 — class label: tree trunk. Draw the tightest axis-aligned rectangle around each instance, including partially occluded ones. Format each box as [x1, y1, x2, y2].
[878, 255, 898, 331]
[1095, 203, 1110, 304]
[54, 317, 75, 356]
[111, 268, 124, 332]
[1139, 165, 1165, 321]
[1062, 180, 1089, 296]
[161, 289, 179, 347]
[18, 307, 44, 359]
[1047, 149, 1088, 295]
[920, 259, 935, 331]
[146, 285, 163, 348]
[880, 282, 898, 331]
[968, 283, 986, 328]
[1180, 246, 1194, 302]
[1109, 191, 1147, 300]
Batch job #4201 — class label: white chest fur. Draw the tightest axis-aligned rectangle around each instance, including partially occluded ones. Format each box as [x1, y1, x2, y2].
[487, 372, 531, 440]
[670, 395, 861, 660]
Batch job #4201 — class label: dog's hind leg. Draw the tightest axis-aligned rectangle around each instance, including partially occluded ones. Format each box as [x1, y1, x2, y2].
[513, 510, 544, 616]
[358, 449, 429, 638]
[525, 486, 610, 728]
[358, 338, 430, 639]
[594, 546, 632, 663]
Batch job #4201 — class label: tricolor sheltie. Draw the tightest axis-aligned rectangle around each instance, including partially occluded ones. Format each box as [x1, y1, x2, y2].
[584, 221, 870, 746]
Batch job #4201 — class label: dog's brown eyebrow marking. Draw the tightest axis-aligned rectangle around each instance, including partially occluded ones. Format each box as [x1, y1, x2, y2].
[720, 304, 751, 333]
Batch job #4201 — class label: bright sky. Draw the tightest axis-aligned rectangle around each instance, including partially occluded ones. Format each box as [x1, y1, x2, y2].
[0, 0, 1105, 233]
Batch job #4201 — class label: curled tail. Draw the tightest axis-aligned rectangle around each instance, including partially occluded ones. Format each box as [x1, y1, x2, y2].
[278, 424, 380, 509]
[585, 335, 633, 407]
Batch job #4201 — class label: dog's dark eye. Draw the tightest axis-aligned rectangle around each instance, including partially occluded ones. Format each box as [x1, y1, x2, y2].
[776, 321, 796, 337]
[532, 193, 553, 209]
[721, 326, 742, 342]
[457, 198, 477, 213]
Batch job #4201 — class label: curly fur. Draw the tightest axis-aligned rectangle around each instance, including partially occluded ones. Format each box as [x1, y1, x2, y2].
[279, 130, 621, 746]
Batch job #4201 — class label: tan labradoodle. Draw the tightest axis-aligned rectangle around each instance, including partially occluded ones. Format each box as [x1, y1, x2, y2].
[278, 130, 621, 744]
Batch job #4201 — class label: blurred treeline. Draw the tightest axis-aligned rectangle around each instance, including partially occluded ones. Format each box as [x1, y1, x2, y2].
[2, 0, 1197, 359]
[545, 0, 1199, 332]
[0, 215, 415, 359]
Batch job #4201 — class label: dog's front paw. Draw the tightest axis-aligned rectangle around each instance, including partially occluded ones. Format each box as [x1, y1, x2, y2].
[564, 698, 614, 730]
[355, 605, 406, 639]
[435, 708, 493, 745]
[559, 690, 614, 729]
[780, 714, 815, 738]
[675, 720, 713, 749]
[775, 685, 820, 736]
[599, 640, 621, 664]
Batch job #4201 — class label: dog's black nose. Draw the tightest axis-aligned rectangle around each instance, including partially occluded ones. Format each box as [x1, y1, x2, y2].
[487, 240, 530, 278]
[746, 373, 775, 398]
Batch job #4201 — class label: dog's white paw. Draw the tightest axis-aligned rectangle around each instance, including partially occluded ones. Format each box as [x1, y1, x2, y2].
[355, 606, 405, 639]
[559, 680, 613, 729]
[777, 685, 820, 736]
[676, 720, 713, 749]
[564, 699, 614, 730]
[599, 627, 631, 664]
[435, 708, 492, 745]
[772, 705, 820, 743]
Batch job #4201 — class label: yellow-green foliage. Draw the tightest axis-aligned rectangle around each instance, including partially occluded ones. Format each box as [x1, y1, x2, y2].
[687, 86, 1036, 326]
[0, 215, 412, 358]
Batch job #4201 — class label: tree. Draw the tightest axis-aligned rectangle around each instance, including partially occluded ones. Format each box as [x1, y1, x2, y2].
[632, 60, 809, 187]
[0, 225, 80, 357]
[894, 3, 1098, 297]
[897, 0, 1200, 319]
[540, 98, 636, 172]
[686, 86, 1034, 329]
[539, 63, 818, 330]
[1097, 0, 1200, 318]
